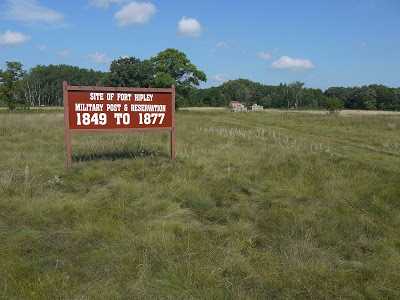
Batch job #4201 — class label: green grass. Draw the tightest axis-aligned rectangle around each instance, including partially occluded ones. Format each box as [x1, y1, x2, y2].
[1, 111, 400, 299]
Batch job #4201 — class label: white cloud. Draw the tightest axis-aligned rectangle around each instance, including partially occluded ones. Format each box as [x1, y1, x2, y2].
[0, 30, 30, 46]
[178, 17, 202, 37]
[88, 52, 110, 64]
[57, 49, 70, 58]
[214, 74, 228, 83]
[89, 0, 122, 9]
[114, 2, 156, 26]
[257, 51, 272, 60]
[4, 0, 64, 24]
[271, 56, 314, 70]
[216, 41, 229, 49]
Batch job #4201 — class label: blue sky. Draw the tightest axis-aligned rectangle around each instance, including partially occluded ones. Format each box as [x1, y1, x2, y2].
[0, 0, 399, 89]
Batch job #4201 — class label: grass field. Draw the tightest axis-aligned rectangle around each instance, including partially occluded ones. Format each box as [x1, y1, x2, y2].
[1, 110, 400, 299]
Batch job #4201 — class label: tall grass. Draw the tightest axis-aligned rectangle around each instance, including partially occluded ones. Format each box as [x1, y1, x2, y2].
[1, 111, 400, 299]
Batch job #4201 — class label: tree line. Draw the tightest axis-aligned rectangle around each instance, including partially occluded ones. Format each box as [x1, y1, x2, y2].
[191, 79, 400, 111]
[0, 48, 206, 110]
[1, 48, 399, 111]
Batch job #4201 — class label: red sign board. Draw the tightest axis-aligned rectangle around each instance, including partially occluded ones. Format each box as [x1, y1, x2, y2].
[63, 82, 176, 167]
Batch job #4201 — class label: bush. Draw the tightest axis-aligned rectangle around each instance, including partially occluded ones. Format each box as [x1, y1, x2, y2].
[325, 97, 344, 113]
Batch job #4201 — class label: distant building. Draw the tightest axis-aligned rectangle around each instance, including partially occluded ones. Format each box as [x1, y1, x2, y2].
[251, 104, 264, 111]
[230, 101, 247, 112]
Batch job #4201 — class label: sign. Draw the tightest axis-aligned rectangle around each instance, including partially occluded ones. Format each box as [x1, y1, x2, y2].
[63, 81, 176, 168]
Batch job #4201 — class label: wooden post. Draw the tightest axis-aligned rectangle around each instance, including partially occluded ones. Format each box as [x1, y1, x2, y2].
[170, 85, 176, 160]
[63, 81, 72, 168]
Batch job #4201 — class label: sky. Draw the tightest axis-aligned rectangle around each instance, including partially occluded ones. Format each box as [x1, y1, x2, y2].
[0, 0, 399, 89]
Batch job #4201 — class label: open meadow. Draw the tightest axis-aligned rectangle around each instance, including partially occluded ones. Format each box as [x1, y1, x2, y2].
[1, 110, 400, 299]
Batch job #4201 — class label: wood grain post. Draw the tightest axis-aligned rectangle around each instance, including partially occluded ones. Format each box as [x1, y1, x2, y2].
[170, 85, 176, 160]
[63, 81, 72, 168]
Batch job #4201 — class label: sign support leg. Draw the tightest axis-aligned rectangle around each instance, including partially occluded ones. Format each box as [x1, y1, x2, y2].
[65, 131, 72, 168]
[63, 81, 72, 168]
[170, 84, 176, 160]
[170, 128, 176, 160]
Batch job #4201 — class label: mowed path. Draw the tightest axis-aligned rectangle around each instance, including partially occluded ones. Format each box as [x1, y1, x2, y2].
[187, 111, 400, 172]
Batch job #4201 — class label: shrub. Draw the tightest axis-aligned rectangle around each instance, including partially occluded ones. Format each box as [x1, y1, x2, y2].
[325, 97, 344, 113]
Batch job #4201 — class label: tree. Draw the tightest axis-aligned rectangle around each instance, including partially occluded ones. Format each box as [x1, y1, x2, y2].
[288, 81, 304, 108]
[0, 61, 26, 110]
[21, 64, 104, 106]
[151, 49, 206, 88]
[151, 49, 206, 107]
[105, 57, 154, 87]
[220, 79, 262, 106]
[368, 84, 396, 110]
[325, 97, 344, 113]
[153, 72, 175, 88]
[8, 51, 400, 111]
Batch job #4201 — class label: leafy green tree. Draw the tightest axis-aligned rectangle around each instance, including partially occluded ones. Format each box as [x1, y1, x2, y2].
[288, 81, 304, 108]
[395, 89, 400, 111]
[220, 79, 261, 106]
[325, 97, 344, 113]
[369, 84, 396, 110]
[151, 49, 206, 88]
[0, 61, 26, 110]
[302, 88, 325, 108]
[151, 49, 207, 107]
[259, 95, 273, 108]
[360, 86, 377, 109]
[325, 87, 350, 103]
[191, 87, 226, 107]
[105, 57, 154, 87]
[22, 64, 104, 106]
[153, 72, 175, 88]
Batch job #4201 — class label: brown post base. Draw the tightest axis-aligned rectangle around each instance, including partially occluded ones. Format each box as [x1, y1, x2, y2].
[170, 128, 176, 160]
